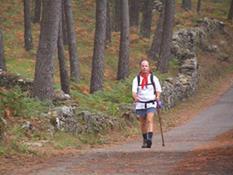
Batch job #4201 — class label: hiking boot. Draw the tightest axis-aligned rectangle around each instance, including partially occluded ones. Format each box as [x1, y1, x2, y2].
[146, 140, 152, 148]
[141, 139, 148, 148]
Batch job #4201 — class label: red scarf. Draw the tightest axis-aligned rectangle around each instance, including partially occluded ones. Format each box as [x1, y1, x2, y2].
[140, 71, 150, 89]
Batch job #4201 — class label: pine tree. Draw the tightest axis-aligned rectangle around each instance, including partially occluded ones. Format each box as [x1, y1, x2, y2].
[23, 0, 33, 51]
[32, 0, 62, 100]
[0, 30, 6, 71]
[117, 0, 130, 80]
[90, 0, 107, 93]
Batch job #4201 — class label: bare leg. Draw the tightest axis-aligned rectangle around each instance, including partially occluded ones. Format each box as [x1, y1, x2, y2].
[146, 112, 154, 132]
[139, 117, 147, 133]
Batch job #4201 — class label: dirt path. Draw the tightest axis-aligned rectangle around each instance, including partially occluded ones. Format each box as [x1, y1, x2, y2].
[6, 85, 233, 175]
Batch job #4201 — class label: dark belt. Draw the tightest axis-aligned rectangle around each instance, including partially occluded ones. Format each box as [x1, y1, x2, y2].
[138, 100, 156, 109]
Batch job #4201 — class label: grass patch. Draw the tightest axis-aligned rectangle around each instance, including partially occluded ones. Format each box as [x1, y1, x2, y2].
[78, 133, 107, 145]
[53, 131, 81, 149]
[72, 77, 132, 116]
[0, 87, 51, 118]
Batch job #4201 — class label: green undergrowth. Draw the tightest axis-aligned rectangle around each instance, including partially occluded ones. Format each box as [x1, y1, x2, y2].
[0, 87, 51, 118]
[0, 87, 53, 155]
[72, 78, 132, 116]
[52, 131, 82, 149]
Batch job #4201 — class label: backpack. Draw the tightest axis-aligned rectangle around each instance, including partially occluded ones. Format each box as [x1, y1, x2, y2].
[137, 74, 156, 94]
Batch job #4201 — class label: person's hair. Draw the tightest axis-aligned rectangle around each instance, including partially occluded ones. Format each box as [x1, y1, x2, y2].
[139, 58, 149, 66]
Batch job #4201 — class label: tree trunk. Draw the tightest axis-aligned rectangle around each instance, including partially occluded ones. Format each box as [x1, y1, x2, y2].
[197, 0, 201, 14]
[182, 0, 192, 10]
[58, 20, 70, 94]
[129, 0, 140, 27]
[62, 0, 68, 45]
[90, 0, 107, 93]
[64, 0, 80, 83]
[112, 0, 121, 32]
[140, 0, 153, 38]
[33, 0, 41, 23]
[0, 30, 6, 71]
[117, 0, 130, 80]
[148, 6, 165, 60]
[228, 0, 233, 20]
[158, 0, 175, 73]
[105, 0, 112, 45]
[33, 0, 61, 100]
[24, 0, 33, 51]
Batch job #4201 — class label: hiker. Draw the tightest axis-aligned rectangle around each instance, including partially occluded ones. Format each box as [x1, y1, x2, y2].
[132, 59, 162, 148]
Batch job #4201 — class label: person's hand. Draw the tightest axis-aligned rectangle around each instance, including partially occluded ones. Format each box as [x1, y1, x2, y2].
[132, 95, 139, 102]
[134, 96, 139, 102]
[156, 100, 163, 109]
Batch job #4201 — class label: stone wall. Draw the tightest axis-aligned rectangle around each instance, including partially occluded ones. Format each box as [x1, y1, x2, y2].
[161, 18, 225, 108]
[0, 70, 32, 91]
[49, 106, 120, 135]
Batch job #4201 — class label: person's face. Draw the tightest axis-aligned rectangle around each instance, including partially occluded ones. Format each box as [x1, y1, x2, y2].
[140, 60, 150, 73]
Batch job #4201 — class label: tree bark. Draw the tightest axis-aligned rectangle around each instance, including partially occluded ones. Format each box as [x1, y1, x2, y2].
[140, 0, 153, 38]
[196, 0, 201, 13]
[0, 30, 6, 71]
[105, 0, 112, 45]
[90, 0, 107, 93]
[182, 0, 192, 11]
[24, 0, 33, 51]
[129, 0, 140, 27]
[64, 0, 80, 83]
[32, 0, 61, 100]
[33, 0, 41, 23]
[117, 0, 130, 80]
[148, 6, 165, 60]
[228, 0, 233, 20]
[158, 0, 175, 73]
[62, 0, 68, 45]
[112, 0, 121, 32]
[58, 20, 70, 94]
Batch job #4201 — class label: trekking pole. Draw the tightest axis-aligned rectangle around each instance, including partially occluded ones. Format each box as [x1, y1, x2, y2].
[157, 106, 165, 147]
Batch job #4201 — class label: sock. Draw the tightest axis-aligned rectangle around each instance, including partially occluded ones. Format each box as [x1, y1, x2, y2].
[143, 133, 147, 141]
[147, 132, 153, 141]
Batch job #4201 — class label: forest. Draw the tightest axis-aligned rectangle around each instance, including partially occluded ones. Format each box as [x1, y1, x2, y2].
[0, 0, 233, 172]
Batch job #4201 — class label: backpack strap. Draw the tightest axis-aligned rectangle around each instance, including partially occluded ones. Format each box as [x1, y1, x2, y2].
[150, 74, 156, 95]
[137, 74, 140, 87]
[137, 74, 156, 93]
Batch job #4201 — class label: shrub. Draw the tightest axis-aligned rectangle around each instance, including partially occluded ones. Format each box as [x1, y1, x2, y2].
[0, 87, 50, 118]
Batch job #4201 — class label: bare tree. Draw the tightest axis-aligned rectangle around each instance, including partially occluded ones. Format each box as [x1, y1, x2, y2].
[33, 0, 61, 100]
[0, 30, 6, 71]
[197, 0, 201, 14]
[33, 0, 41, 23]
[64, 0, 80, 82]
[148, 6, 165, 60]
[129, 0, 140, 27]
[58, 20, 70, 94]
[140, 0, 153, 38]
[23, 0, 33, 51]
[182, 0, 192, 10]
[228, 0, 233, 20]
[90, 0, 107, 93]
[158, 0, 175, 73]
[117, 0, 130, 80]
